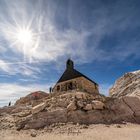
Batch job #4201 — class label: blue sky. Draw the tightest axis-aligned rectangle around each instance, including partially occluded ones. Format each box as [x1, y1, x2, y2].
[0, 0, 140, 106]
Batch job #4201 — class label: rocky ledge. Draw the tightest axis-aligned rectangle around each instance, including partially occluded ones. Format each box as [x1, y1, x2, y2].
[0, 70, 140, 130]
[0, 91, 140, 130]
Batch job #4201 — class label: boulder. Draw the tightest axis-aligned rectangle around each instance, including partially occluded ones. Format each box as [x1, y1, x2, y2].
[31, 102, 46, 114]
[67, 101, 77, 112]
[75, 92, 86, 100]
[31, 131, 37, 137]
[24, 109, 67, 129]
[67, 110, 105, 124]
[77, 101, 84, 108]
[106, 97, 136, 123]
[122, 96, 140, 112]
[92, 100, 105, 110]
[83, 104, 92, 111]
[16, 110, 31, 117]
[75, 92, 83, 99]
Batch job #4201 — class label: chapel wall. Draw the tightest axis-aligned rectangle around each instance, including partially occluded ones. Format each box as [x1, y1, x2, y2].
[52, 77, 99, 95]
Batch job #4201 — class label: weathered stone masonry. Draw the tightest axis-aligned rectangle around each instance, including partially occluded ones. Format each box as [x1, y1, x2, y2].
[53, 59, 99, 95]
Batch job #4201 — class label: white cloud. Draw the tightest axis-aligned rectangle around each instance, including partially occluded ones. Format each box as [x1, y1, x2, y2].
[0, 0, 92, 75]
[99, 83, 112, 96]
[0, 60, 11, 72]
[0, 0, 139, 71]
[0, 83, 53, 107]
[0, 59, 41, 79]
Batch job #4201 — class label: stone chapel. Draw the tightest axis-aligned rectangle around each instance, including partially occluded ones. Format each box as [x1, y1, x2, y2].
[52, 59, 99, 94]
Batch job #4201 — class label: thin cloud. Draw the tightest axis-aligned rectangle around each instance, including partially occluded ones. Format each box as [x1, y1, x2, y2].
[99, 83, 112, 96]
[0, 82, 53, 107]
[0, 0, 139, 68]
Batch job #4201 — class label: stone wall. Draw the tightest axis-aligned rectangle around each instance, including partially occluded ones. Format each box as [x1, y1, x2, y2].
[53, 77, 99, 95]
[80, 77, 99, 94]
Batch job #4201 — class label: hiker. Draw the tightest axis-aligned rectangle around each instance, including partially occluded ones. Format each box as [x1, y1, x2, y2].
[49, 87, 52, 93]
[8, 101, 11, 106]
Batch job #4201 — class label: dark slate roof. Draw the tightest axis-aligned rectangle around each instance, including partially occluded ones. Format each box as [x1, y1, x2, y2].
[57, 68, 98, 85]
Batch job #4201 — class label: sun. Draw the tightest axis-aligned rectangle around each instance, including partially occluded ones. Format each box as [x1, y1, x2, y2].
[16, 28, 33, 45]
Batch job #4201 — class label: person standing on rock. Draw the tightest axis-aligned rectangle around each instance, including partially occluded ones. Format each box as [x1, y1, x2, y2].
[8, 101, 11, 106]
[49, 87, 52, 93]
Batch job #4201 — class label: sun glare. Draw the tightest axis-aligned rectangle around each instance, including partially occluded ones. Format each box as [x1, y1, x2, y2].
[16, 28, 33, 45]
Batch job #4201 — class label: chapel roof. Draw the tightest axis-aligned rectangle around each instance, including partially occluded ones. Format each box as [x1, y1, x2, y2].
[56, 59, 98, 85]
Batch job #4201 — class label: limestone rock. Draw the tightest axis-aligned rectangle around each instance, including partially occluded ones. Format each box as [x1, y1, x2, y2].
[83, 104, 92, 111]
[67, 101, 77, 112]
[106, 97, 134, 122]
[0, 106, 16, 115]
[1, 82, 140, 131]
[77, 101, 84, 108]
[92, 100, 105, 110]
[75, 92, 83, 99]
[31, 102, 46, 114]
[31, 131, 37, 137]
[24, 109, 67, 129]
[123, 96, 140, 112]
[110, 70, 140, 97]
[17, 110, 31, 117]
[75, 92, 86, 100]
[67, 110, 104, 124]
[15, 91, 49, 106]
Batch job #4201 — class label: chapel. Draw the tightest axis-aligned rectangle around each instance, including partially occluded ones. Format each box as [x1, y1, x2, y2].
[52, 59, 99, 94]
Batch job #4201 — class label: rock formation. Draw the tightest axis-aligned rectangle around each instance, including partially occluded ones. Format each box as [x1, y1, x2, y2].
[109, 70, 140, 98]
[0, 70, 140, 130]
[15, 91, 49, 106]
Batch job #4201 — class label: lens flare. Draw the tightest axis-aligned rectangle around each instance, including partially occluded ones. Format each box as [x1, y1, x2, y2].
[16, 28, 33, 45]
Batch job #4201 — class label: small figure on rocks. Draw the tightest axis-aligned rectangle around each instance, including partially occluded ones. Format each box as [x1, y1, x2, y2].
[49, 87, 52, 93]
[8, 101, 11, 106]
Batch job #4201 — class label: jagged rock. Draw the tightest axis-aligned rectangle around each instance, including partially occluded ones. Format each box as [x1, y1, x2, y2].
[122, 96, 140, 123]
[83, 104, 92, 111]
[106, 97, 134, 122]
[0, 115, 16, 130]
[24, 109, 67, 129]
[15, 91, 49, 106]
[16, 110, 31, 117]
[15, 114, 33, 131]
[77, 101, 84, 108]
[67, 110, 105, 124]
[0, 106, 16, 115]
[92, 100, 105, 110]
[67, 101, 77, 112]
[32, 102, 46, 114]
[122, 96, 140, 112]
[110, 70, 140, 97]
[75, 92, 86, 100]
[75, 93, 83, 99]
[1, 80, 140, 131]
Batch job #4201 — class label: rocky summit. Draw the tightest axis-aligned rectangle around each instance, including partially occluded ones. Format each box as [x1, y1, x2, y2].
[0, 70, 140, 131]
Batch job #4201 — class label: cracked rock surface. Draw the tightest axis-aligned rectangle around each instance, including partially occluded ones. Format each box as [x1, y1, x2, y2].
[110, 70, 140, 98]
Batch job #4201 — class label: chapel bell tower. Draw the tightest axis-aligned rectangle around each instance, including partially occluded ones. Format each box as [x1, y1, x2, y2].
[66, 59, 74, 70]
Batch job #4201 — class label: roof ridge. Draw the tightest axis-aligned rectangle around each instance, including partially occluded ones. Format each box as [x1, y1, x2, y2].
[56, 68, 98, 85]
